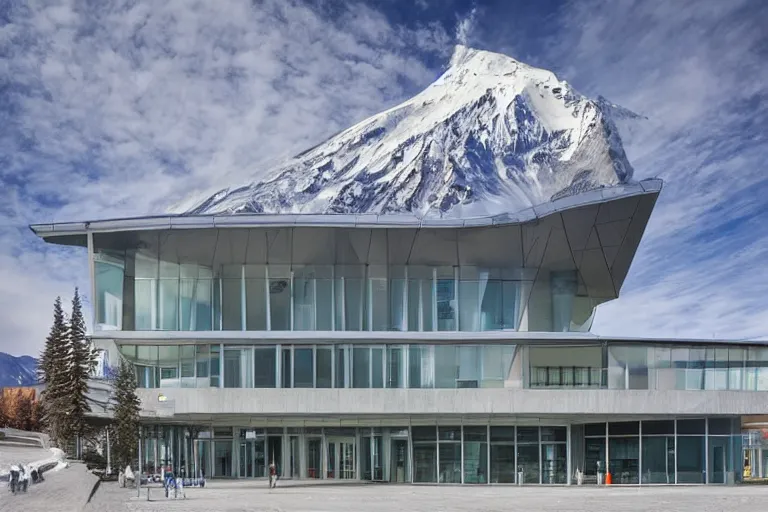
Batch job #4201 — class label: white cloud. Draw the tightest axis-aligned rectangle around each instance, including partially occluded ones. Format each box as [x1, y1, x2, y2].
[455, 7, 477, 47]
[2, 0, 766, 356]
[531, 0, 768, 339]
[0, 0, 451, 355]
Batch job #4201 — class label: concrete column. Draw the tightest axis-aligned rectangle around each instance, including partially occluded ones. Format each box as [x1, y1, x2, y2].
[460, 424, 464, 484]
[87, 231, 97, 331]
[122, 252, 136, 331]
[566, 424, 572, 485]
[674, 418, 678, 484]
[240, 265, 247, 331]
[638, 420, 643, 485]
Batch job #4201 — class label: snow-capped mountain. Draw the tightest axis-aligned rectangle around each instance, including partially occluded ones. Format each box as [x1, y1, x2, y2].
[0, 353, 37, 387]
[181, 45, 637, 217]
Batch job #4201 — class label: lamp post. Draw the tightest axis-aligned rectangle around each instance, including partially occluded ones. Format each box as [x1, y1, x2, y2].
[137, 424, 142, 497]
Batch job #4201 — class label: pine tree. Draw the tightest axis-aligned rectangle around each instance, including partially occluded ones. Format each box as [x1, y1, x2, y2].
[14, 390, 33, 431]
[39, 296, 71, 447]
[112, 358, 141, 475]
[38, 296, 65, 385]
[31, 399, 44, 432]
[67, 288, 97, 455]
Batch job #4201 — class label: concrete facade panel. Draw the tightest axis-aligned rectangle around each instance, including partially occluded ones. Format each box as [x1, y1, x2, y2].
[137, 388, 768, 418]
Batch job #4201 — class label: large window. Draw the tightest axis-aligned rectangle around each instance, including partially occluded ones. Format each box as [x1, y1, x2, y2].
[253, 346, 276, 388]
[641, 420, 675, 484]
[119, 342, 768, 394]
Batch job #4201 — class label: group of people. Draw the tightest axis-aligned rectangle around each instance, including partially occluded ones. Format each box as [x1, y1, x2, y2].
[7, 463, 45, 494]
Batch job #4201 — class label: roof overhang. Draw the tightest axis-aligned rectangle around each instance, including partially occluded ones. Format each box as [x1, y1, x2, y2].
[29, 179, 662, 242]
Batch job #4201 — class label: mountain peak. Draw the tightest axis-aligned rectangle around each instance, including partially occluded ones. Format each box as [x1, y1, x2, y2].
[179, 48, 635, 218]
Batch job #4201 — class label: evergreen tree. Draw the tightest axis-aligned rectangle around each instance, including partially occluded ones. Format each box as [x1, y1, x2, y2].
[31, 399, 44, 432]
[67, 288, 97, 454]
[39, 296, 71, 447]
[38, 296, 65, 385]
[112, 358, 141, 475]
[14, 390, 33, 431]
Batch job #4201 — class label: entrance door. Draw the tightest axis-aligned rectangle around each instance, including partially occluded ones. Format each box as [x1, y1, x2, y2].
[267, 436, 283, 475]
[239, 439, 266, 478]
[239, 442, 254, 478]
[390, 439, 409, 482]
[327, 438, 356, 479]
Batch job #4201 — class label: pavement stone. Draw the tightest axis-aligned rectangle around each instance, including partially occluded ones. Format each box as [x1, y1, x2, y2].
[80, 479, 768, 512]
[0, 463, 97, 512]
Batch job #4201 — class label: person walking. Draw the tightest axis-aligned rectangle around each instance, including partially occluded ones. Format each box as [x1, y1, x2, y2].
[268, 461, 277, 489]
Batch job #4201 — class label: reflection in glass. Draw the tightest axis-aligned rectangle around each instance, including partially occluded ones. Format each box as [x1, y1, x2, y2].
[676, 436, 705, 483]
[316, 347, 332, 388]
[387, 346, 405, 388]
[463, 426, 487, 484]
[345, 278, 364, 331]
[269, 278, 291, 330]
[95, 257, 124, 329]
[541, 443, 567, 484]
[641, 436, 675, 484]
[224, 348, 242, 388]
[371, 347, 384, 389]
[353, 347, 370, 388]
[245, 277, 267, 331]
[439, 443, 461, 483]
[413, 444, 437, 483]
[294, 347, 314, 388]
[214, 440, 233, 477]
[609, 437, 639, 484]
[253, 347, 276, 388]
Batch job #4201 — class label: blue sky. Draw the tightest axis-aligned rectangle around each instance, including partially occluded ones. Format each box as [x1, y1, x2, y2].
[1, 0, 767, 356]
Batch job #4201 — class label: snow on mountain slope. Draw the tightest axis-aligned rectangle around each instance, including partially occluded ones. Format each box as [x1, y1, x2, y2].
[181, 45, 636, 218]
[0, 353, 37, 387]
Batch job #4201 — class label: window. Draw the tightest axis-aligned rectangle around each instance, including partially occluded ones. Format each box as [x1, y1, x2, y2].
[253, 347, 276, 388]
[353, 347, 370, 388]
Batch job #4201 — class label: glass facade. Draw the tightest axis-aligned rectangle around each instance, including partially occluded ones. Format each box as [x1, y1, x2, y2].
[92, 222, 603, 334]
[530, 344, 768, 390]
[119, 342, 768, 391]
[138, 419, 742, 485]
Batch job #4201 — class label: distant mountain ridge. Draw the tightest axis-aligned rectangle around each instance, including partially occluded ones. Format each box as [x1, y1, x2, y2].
[0, 352, 38, 387]
[177, 45, 638, 219]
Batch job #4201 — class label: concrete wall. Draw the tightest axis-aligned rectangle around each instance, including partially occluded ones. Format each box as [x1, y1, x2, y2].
[137, 388, 768, 419]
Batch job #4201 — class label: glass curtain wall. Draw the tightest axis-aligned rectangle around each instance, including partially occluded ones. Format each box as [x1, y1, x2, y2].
[120, 342, 768, 392]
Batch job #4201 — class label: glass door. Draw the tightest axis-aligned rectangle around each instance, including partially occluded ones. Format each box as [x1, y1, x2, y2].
[193, 439, 210, 479]
[290, 436, 300, 478]
[327, 438, 356, 479]
[307, 438, 322, 479]
[239, 442, 253, 477]
[390, 439, 409, 482]
[341, 441, 356, 479]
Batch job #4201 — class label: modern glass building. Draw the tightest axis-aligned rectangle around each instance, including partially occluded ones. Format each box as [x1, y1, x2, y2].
[30, 179, 768, 485]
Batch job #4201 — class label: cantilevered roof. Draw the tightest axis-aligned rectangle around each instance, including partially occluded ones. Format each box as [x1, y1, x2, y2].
[29, 179, 661, 241]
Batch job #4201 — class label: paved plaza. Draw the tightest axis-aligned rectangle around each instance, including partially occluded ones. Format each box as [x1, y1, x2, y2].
[5, 469, 768, 511]
[84, 479, 768, 512]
